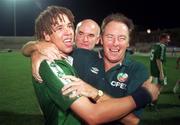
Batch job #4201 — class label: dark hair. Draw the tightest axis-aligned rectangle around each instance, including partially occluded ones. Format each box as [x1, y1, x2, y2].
[101, 13, 134, 35]
[159, 33, 170, 40]
[35, 5, 74, 40]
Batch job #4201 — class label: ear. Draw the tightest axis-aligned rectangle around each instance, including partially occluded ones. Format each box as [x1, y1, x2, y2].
[100, 36, 103, 45]
[95, 36, 100, 45]
[127, 42, 129, 47]
[43, 32, 51, 42]
[127, 37, 130, 47]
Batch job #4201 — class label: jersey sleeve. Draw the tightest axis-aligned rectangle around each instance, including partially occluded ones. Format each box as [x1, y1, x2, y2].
[39, 60, 78, 111]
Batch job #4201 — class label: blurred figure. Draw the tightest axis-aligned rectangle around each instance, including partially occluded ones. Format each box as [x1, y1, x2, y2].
[149, 33, 171, 108]
[173, 57, 180, 94]
[173, 79, 180, 94]
[171, 47, 177, 57]
[176, 57, 180, 69]
[75, 19, 100, 50]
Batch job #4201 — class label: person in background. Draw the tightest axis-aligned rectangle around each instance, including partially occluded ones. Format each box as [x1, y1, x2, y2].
[75, 19, 100, 50]
[171, 47, 176, 57]
[173, 79, 180, 94]
[176, 57, 180, 69]
[149, 33, 171, 108]
[173, 57, 180, 96]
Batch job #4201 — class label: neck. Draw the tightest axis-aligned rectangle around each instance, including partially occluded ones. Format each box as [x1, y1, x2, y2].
[104, 58, 123, 72]
[58, 52, 69, 60]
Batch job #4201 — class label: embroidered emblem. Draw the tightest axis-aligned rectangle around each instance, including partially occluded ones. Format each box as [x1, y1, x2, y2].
[117, 73, 128, 82]
[90, 67, 99, 74]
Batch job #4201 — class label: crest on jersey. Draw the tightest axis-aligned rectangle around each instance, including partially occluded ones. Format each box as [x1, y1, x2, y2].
[117, 72, 128, 82]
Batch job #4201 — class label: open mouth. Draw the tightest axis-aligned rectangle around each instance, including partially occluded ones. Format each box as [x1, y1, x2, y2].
[109, 48, 119, 53]
[64, 39, 73, 47]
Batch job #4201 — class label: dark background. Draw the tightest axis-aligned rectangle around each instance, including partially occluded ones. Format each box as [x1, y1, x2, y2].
[0, 0, 179, 36]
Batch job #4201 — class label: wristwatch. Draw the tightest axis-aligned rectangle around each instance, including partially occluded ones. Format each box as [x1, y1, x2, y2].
[94, 90, 104, 102]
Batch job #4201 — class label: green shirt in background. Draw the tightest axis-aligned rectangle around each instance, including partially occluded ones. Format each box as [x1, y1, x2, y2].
[150, 43, 167, 78]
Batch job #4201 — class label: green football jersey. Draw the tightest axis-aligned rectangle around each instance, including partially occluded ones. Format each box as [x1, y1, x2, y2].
[150, 43, 166, 77]
[33, 59, 81, 125]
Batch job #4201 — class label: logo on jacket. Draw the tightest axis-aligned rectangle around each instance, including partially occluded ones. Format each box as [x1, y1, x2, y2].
[90, 67, 99, 74]
[117, 73, 128, 82]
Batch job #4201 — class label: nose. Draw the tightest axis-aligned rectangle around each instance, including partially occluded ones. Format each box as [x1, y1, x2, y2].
[83, 35, 88, 42]
[113, 37, 119, 46]
[64, 26, 72, 35]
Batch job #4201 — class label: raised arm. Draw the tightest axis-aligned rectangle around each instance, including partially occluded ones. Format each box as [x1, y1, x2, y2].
[21, 41, 38, 57]
[21, 40, 63, 82]
[21, 40, 60, 59]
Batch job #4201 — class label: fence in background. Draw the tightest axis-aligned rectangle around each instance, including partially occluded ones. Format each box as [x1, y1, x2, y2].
[0, 36, 35, 51]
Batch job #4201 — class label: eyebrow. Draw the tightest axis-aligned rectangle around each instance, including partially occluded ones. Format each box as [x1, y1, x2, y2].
[79, 30, 95, 35]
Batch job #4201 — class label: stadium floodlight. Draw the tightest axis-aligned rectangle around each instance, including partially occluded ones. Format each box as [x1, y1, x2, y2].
[13, 0, 16, 36]
[147, 29, 151, 34]
[10, 0, 32, 36]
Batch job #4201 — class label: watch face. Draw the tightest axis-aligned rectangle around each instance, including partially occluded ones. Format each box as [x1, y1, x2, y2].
[94, 90, 104, 102]
[98, 90, 103, 96]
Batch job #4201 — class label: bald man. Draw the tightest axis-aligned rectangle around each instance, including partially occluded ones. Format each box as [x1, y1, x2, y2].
[75, 19, 100, 50]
